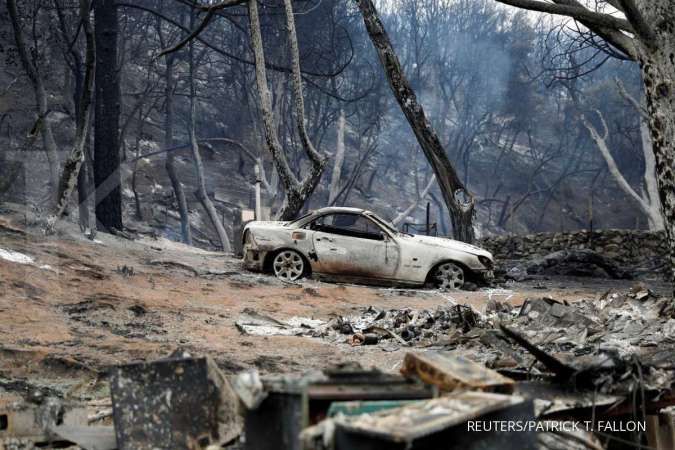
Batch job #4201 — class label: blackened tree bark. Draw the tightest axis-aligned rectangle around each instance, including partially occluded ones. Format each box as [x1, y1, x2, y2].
[94, 0, 122, 231]
[50, 0, 95, 223]
[356, 0, 475, 242]
[6, 0, 60, 200]
[637, 2, 675, 284]
[156, 14, 192, 245]
[54, 0, 93, 231]
[188, 22, 232, 252]
[328, 109, 346, 205]
[77, 147, 93, 231]
[163, 54, 193, 245]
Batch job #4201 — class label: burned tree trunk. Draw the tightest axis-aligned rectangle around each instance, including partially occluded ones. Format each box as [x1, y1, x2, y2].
[131, 108, 144, 221]
[637, 19, 675, 282]
[356, 0, 475, 242]
[50, 0, 95, 223]
[94, 0, 123, 231]
[392, 174, 436, 227]
[163, 56, 192, 245]
[581, 110, 663, 230]
[247, 0, 327, 220]
[6, 0, 60, 200]
[188, 36, 231, 253]
[77, 149, 93, 231]
[328, 109, 346, 205]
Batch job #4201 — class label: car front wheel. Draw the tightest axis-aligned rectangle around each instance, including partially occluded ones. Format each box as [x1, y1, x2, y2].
[272, 250, 305, 281]
[433, 262, 465, 290]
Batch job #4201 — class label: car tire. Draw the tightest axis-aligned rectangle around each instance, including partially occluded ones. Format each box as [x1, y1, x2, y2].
[271, 249, 306, 282]
[432, 262, 465, 290]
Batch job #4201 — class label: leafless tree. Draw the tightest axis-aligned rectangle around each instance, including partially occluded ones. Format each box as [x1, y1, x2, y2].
[157, 13, 193, 245]
[188, 16, 232, 252]
[50, 0, 95, 224]
[580, 82, 663, 230]
[6, 0, 61, 201]
[328, 109, 346, 205]
[247, 0, 327, 220]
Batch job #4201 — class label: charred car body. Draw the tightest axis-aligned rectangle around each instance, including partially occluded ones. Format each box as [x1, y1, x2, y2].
[242, 207, 494, 289]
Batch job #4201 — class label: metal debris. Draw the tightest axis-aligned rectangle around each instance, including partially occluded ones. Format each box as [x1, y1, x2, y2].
[243, 364, 434, 450]
[235, 308, 325, 336]
[331, 392, 534, 450]
[109, 355, 241, 449]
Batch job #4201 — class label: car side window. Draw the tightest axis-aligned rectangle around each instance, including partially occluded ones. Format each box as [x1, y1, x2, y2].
[311, 214, 384, 240]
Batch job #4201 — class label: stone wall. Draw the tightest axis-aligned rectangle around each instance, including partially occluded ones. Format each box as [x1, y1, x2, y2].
[479, 229, 669, 271]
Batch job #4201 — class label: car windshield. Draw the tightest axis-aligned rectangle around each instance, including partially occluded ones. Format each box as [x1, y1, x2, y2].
[364, 212, 399, 235]
[286, 212, 313, 227]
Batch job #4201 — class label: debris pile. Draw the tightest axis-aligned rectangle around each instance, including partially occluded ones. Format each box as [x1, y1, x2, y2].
[495, 288, 675, 394]
[235, 303, 486, 348]
[325, 304, 484, 348]
[525, 249, 632, 280]
[2, 286, 675, 449]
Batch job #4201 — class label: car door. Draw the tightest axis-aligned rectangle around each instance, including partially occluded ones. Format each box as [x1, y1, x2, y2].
[309, 213, 399, 280]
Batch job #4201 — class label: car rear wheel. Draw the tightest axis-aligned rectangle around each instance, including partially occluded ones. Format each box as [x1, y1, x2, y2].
[433, 262, 465, 290]
[272, 250, 305, 281]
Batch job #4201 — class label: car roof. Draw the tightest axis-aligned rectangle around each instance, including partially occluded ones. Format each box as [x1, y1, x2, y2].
[312, 206, 368, 215]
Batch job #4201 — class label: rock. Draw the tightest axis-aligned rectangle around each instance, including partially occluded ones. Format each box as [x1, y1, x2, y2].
[505, 266, 528, 282]
[303, 287, 322, 297]
[526, 249, 631, 280]
[462, 282, 478, 291]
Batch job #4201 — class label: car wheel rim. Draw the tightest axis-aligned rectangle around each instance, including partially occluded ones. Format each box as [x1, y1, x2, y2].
[273, 251, 304, 281]
[434, 262, 464, 290]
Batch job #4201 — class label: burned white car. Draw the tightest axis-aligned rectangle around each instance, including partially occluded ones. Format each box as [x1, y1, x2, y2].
[242, 207, 494, 289]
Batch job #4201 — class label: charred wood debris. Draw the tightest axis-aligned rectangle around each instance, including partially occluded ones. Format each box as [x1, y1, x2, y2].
[2, 285, 675, 449]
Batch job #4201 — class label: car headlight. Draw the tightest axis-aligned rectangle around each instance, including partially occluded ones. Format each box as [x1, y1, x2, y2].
[478, 255, 494, 270]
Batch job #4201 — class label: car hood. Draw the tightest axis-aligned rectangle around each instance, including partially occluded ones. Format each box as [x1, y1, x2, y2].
[401, 234, 493, 258]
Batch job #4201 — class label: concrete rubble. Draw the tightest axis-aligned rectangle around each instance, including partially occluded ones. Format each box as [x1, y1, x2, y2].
[2, 286, 675, 449]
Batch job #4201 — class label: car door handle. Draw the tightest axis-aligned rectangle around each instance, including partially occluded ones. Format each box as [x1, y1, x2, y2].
[317, 237, 334, 243]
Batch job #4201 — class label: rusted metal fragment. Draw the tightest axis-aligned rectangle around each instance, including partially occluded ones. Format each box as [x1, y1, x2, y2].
[400, 351, 515, 393]
[110, 355, 241, 450]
